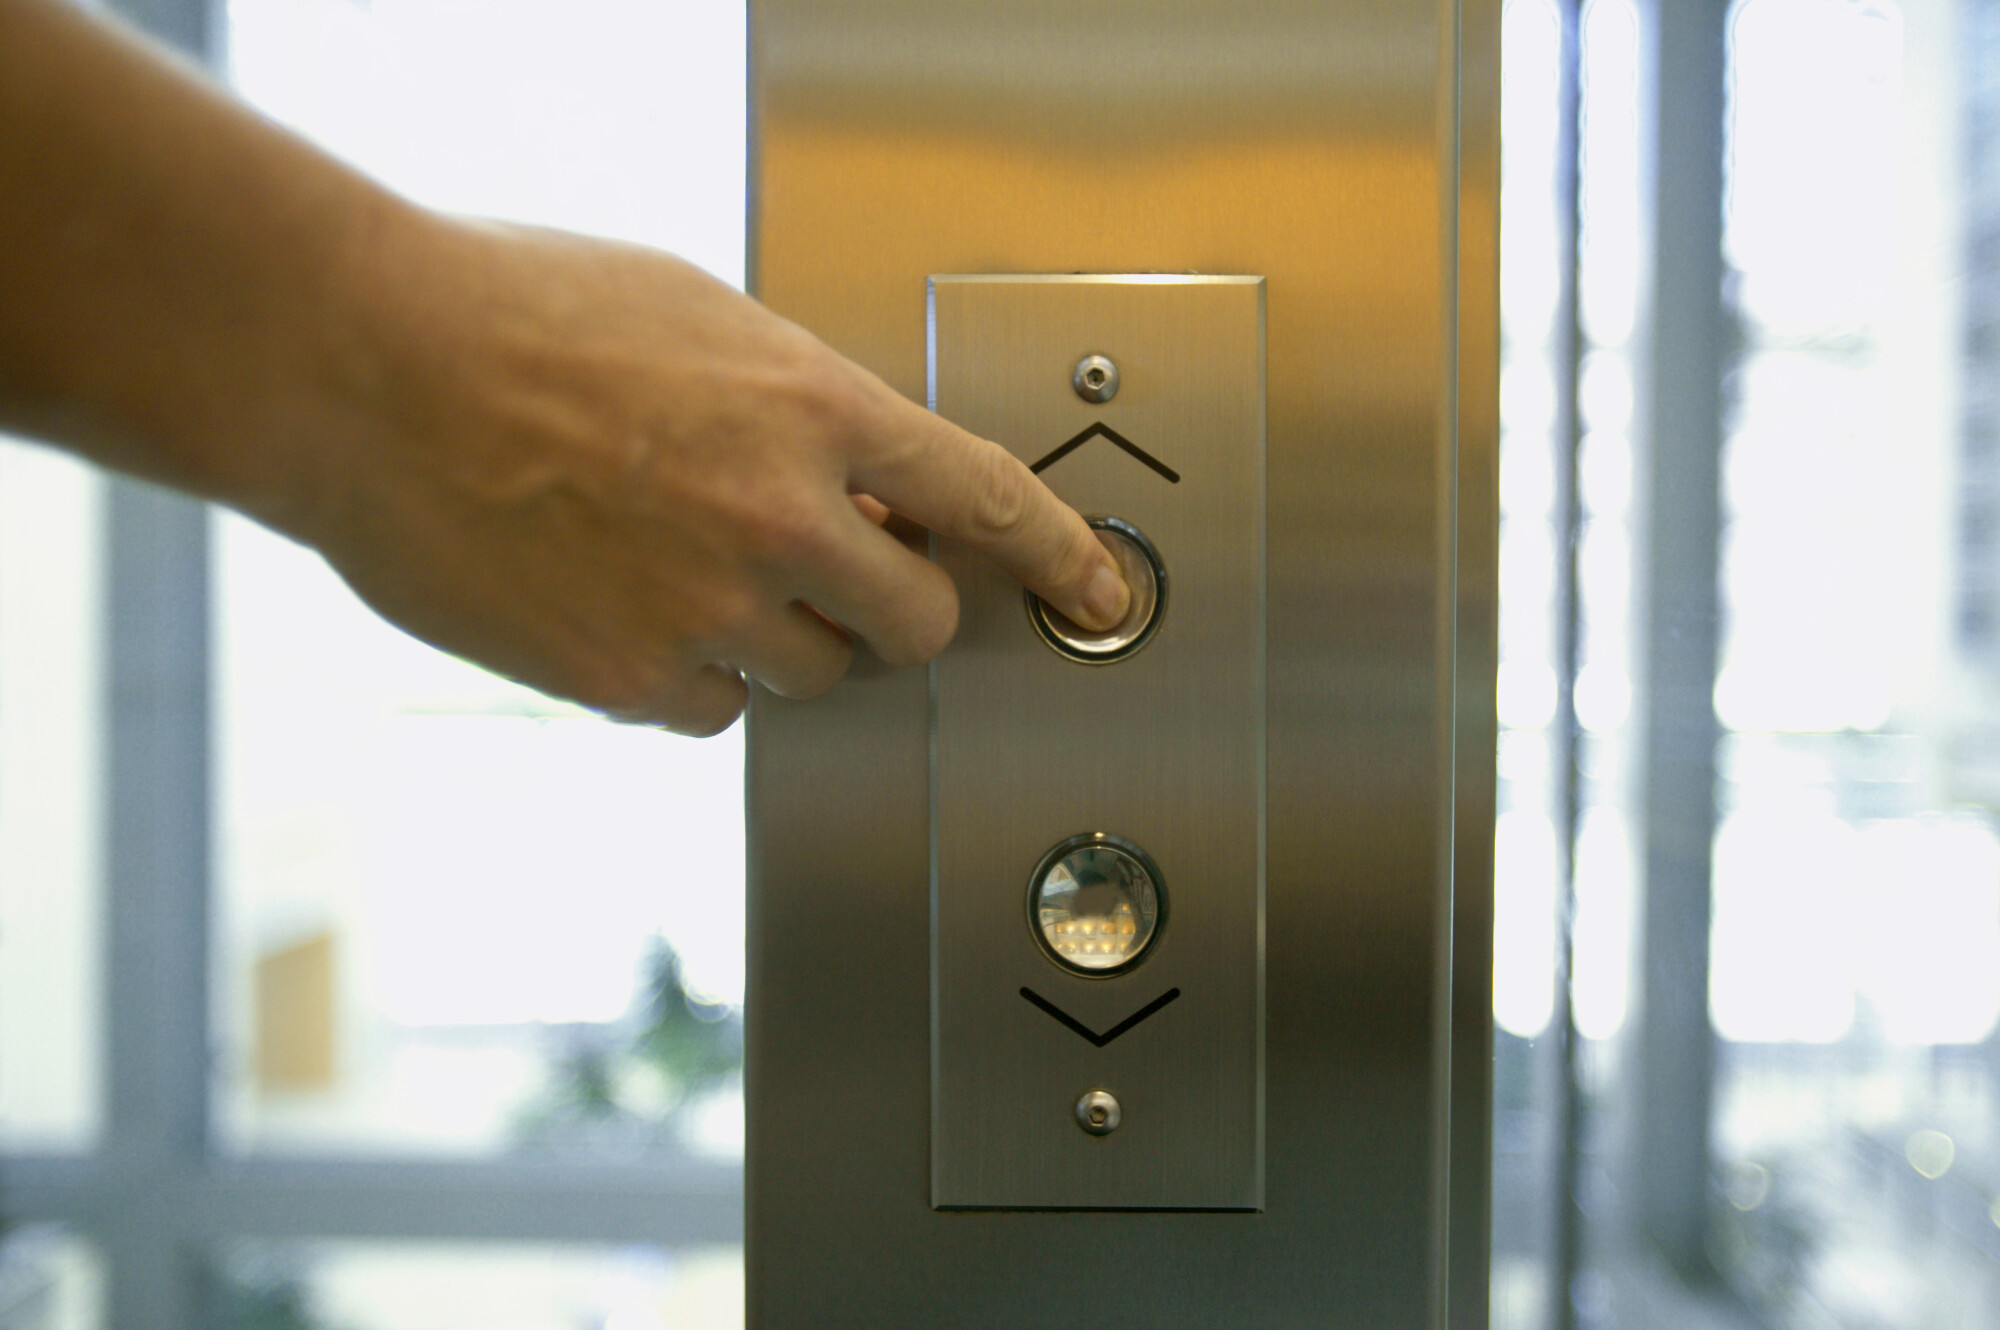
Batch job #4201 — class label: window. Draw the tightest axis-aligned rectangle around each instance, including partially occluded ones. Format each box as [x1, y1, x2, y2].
[0, 442, 103, 1153]
[0, 3, 750, 1324]
[1496, 1, 2000, 1326]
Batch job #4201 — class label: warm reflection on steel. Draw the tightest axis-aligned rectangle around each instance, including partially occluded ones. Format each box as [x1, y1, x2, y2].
[748, 0, 1496, 1323]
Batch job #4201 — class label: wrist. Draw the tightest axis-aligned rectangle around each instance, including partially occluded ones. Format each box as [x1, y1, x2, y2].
[232, 191, 454, 550]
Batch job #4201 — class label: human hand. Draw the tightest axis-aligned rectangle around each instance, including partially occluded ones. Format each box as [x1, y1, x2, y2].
[290, 217, 1130, 735]
[0, 0, 1122, 735]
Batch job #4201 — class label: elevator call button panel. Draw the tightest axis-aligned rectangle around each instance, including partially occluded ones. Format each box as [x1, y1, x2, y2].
[929, 275, 1265, 1211]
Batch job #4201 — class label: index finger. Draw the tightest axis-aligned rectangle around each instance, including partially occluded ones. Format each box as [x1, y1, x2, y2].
[848, 397, 1131, 632]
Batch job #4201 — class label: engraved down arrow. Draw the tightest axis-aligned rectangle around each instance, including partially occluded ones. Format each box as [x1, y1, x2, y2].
[1018, 986, 1183, 1048]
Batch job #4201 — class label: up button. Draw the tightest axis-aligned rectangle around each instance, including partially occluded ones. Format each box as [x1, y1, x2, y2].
[1028, 517, 1165, 663]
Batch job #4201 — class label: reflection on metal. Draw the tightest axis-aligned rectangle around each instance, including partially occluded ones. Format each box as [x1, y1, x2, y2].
[747, 0, 1498, 1320]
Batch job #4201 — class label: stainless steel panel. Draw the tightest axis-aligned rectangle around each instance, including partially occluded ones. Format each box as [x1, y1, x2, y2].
[929, 275, 1264, 1211]
[748, 0, 1496, 1323]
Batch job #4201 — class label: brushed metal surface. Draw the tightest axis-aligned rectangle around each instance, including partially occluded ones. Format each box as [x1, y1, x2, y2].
[1453, 0, 1502, 1320]
[747, 0, 1496, 1323]
[929, 275, 1264, 1210]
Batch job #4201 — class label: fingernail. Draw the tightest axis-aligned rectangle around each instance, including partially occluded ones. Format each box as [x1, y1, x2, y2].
[1082, 560, 1131, 630]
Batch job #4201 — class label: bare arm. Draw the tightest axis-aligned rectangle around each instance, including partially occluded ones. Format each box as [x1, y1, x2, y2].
[0, 0, 1129, 734]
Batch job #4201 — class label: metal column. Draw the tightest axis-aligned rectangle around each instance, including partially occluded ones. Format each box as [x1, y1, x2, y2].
[747, 2, 1499, 1323]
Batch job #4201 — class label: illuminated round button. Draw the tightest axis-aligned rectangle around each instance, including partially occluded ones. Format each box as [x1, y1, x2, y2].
[1026, 518, 1164, 664]
[1027, 833, 1165, 976]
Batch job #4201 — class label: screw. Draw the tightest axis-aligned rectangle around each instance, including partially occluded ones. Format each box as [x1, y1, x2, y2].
[1072, 354, 1119, 404]
[1075, 1088, 1122, 1136]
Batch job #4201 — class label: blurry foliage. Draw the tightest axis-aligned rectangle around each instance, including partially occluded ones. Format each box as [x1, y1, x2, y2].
[634, 940, 740, 1089]
[513, 940, 741, 1154]
[214, 1261, 344, 1330]
[216, 1281, 319, 1330]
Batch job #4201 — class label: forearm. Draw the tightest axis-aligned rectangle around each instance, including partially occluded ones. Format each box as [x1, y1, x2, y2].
[0, 0, 421, 532]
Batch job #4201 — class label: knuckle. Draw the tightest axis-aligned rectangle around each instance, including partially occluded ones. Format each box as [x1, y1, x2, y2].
[873, 588, 958, 668]
[782, 639, 855, 700]
[673, 691, 746, 738]
[964, 450, 1032, 540]
[818, 631, 859, 685]
[766, 354, 873, 442]
[809, 366, 876, 433]
[1058, 523, 1109, 587]
[691, 586, 763, 647]
[575, 656, 670, 719]
[738, 496, 833, 570]
[588, 658, 746, 736]
[872, 639, 923, 670]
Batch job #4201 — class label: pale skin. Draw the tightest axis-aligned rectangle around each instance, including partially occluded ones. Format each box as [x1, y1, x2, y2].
[0, 0, 1130, 735]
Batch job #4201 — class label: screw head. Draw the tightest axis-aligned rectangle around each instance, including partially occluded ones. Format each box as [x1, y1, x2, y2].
[1072, 354, 1119, 404]
[1075, 1088, 1122, 1136]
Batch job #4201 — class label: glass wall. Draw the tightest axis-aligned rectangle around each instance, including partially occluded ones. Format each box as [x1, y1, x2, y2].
[1709, 0, 2000, 1323]
[1497, 0, 2000, 1325]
